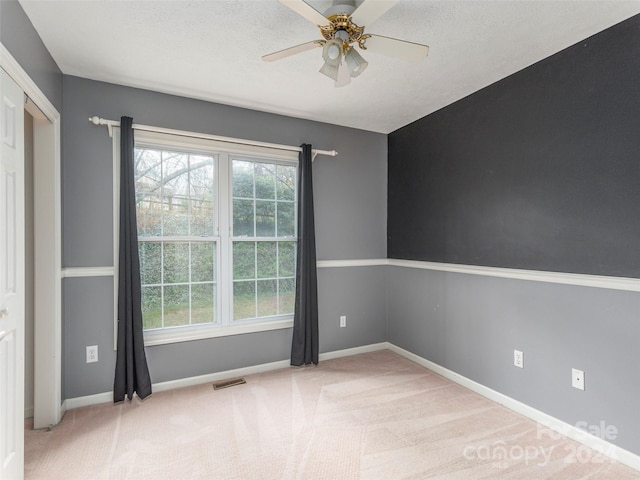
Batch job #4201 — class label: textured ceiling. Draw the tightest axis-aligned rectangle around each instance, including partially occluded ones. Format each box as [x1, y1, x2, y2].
[19, 0, 640, 133]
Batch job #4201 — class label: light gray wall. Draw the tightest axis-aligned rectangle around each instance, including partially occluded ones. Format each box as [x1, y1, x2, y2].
[387, 266, 640, 454]
[61, 75, 387, 398]
[0, 0, 63, 112]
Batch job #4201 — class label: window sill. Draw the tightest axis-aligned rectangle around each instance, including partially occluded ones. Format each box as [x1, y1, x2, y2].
[143, 318, 294, 347]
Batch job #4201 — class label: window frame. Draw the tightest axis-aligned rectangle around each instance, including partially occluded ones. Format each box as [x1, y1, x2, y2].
[113, 129, 299, 347]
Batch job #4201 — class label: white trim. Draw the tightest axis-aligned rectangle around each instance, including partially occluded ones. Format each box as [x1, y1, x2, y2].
[112, 130, 121, 350]
[0, 45, 58, 121]
[135, 129, 299, 163]
[317, 342, 388, 360]
[143, 319, 294, 346]
[61, 267, 114, 278]
[1, 43, 63, 430]
[62, 391, 113, 411]
[387, 259, 640, 292]
[57, 258, 640, 292]
[386, 343, 640, 472]
[62, 343, 387, 410]
[317, 258, 387, 268]
[88, 116, 337, 159]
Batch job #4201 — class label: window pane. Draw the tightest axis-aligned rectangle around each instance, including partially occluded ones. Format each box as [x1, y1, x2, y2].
[234, 281, 255, 320]
[255, 163, 275, 199]
[257, 242, 277, 279]
[191, 242, 215, 283]
[233, 242, 255, 280]
[255, 201, 275, 236]
[141, 286, 162, 330]
[278, 242, 296, 277]
[232, 160, 254, 198]
[138, 206, 162, 237]
[164, 284, 190, 327]
[257, 280, 277, 317]
[279, 278, 295, 315]
[135, 148, 163, 237]
[191, 283, 215, 325]
[134, 141, 298, 333]
[190, 200, 214, 237]
[233, 199, 254, 236]
[189, 156, 215, 236]
[277, 202, 295, 237]
[276, 165, 296, 201]
[162, 152, 190, 236]
[163, 242, 189, 284]
[139, 241, 161, 285]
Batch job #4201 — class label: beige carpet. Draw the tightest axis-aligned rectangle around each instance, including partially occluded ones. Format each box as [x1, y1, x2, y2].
[25, 350, 639, 479]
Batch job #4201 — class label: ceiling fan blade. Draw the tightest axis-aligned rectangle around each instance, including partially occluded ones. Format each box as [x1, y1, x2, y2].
[278, 0, 329, 26]
[335, 60, 351, 87]
[350, 0, 399, 27]
[262, 41, 322, 62]
[364, 34, 429, 62]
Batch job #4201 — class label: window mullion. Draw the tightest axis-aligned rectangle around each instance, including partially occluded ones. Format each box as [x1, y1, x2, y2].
[218, 152, 231, 327]
[160, 241, 165, 329]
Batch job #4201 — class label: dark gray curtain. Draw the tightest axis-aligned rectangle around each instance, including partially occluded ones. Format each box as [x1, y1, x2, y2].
[114, 116, 152, 402]
[291, 144, 319, 366]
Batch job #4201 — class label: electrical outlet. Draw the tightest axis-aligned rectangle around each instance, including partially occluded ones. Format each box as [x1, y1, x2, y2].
[572, 368, 585, 390]
[513, 349, 523, 368]
[86, 345, 98, 363]
[340, 315, 346, 328]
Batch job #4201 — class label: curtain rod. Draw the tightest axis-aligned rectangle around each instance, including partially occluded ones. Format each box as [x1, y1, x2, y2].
[88, 116, 338, 160]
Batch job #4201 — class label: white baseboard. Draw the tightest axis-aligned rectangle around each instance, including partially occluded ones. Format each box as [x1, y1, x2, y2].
[318, 342, 388, 361]
[386, 343, 640, 472]
[62, 343, 388, 411]
[60, 341, 639, 472]
[63, 391, 113, 411]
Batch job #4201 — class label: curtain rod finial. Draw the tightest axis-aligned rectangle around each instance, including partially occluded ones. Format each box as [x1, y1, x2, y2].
[89, 116, 114, 137]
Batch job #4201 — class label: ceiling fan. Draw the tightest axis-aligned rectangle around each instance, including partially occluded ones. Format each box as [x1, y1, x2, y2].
[262, 0, 429, 87]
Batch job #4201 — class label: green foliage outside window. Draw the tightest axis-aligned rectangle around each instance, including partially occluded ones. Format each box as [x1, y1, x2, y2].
[134, 147, 297, 331]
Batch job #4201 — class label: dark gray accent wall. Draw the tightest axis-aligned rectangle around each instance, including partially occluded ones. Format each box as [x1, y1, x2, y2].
[388, 267, 640, 454]
[386, 14, 640, 457]
[0, 0, 62, 112]
[62, 75, 387, 398]
[388, 15, 640, 278]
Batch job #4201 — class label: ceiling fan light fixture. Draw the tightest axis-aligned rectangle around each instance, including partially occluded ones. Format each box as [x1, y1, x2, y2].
[264, 0, 429, 86]
[319, 60, 340, 81]
[345, 47, 368, 77]
[334, 59, 351, 87]
[322, 39, 344, 65]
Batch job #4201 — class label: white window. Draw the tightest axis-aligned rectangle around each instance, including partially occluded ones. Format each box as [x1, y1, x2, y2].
[114, 130, 298, 345]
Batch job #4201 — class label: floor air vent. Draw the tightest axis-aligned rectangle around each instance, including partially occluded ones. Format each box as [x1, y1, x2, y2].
[213, 377, 247, 390]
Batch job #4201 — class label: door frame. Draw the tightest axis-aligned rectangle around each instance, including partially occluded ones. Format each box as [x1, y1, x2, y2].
[0, 44, 62, 429]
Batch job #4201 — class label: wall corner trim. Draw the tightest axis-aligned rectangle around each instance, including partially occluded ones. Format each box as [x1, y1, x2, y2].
[386, 343, 640, 472]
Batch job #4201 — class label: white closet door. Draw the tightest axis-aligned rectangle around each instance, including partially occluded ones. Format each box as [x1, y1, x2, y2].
[0, 67, 25, 480]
